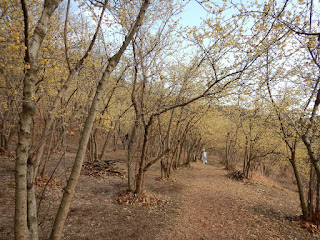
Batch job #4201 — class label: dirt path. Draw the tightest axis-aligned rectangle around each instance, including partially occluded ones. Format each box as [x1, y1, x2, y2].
[156, 162, 318, 240]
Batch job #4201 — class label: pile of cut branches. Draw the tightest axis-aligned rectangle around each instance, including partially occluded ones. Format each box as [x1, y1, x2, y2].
[82, 160, 125, 178]
[226, 170, 246, 181]
[114, 190, 170, 208]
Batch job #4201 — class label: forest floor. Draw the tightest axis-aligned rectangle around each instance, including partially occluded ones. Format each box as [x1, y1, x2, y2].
[1, 147, 319, 239]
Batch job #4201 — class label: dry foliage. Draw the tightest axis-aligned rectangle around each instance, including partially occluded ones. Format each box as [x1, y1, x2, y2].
[114, 190, 170, 209]
[226, 170, 246, 180]
[302, 221, 320, 234]
[35, 176, 62, 188]
[81, 160, 125, 178]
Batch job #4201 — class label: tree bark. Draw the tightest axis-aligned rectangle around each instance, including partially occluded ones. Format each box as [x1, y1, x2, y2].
[99, 129, 112, 161]
[127, 121, 138, 191]
[128, 41, 144, 191]
[308, 165, 315, 221]
[290, 151, 308, 219]
[27, 159, 38, 240]
[40, 122, 55, 178]
[135, 116, 153, 194]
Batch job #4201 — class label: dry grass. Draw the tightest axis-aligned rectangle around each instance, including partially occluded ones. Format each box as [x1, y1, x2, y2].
[252, 171, 286, 191]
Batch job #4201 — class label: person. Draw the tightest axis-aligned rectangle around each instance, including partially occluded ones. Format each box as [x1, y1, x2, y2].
[201, 149, 207, 164]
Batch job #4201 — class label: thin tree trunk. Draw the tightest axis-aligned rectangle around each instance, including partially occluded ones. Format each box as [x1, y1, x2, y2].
[40, 124, 55, 178]
[316, 175, 320, 224]
[27, 159, 38, 240]
[302, 84, 320, 184]
[90, 133, 94, 161]
[87, 135, 92, 162]
[308, 165, 314, 221]
[290, 152, 308, 219]
[41, 129, 63, 179]
[128, 41, 143, 192]
[176, 143, 183, 167]
[99, 130, 112, 161]
[5, 126, 15, 151]
[93, 131, 98, 161]
[302, 135, 320, 178]
[127, 121, 138, 191]
[135, 117, 153, 194]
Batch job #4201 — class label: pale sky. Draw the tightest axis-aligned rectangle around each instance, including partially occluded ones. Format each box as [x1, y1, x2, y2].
[179, 1, 207, 27]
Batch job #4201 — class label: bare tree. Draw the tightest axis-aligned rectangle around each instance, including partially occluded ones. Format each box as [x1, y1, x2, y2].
[16, 0, 63, 239]
[50, 1, 151, 238]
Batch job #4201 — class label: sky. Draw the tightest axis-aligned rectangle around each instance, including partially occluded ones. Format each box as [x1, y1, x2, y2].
[178, 0, 242, 28]
[179, 1, 207, 27]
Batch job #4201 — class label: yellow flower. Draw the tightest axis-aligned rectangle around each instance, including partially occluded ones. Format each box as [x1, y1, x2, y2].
[25, 63, 30, 69]
[11, 44, 19, 50]
[13, 33, 19, 41]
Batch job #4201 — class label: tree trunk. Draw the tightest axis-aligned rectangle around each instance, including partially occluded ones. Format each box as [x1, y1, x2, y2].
[127, 121, 138, 191]
[302, 134, 320, 180]
[87, 134, 92, 162]
[135, 117, 153, 194]
[290, 152, 308, 219]
[316, 175, 320, 224]
[308, 165, 314, 221]
[40, 124, 55, 178]
[99, 130, 112, 161]
[5, 126, 15, 152]
[93, 131, 98, 161]
[41, 129, 63, 178]
[27, 159, 38, 240]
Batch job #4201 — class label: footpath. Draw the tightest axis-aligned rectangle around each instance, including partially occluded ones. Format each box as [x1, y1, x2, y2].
[156, 161, 317, 240]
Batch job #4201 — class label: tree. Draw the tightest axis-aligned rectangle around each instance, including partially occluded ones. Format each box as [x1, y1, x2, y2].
[50, 1, 151, 238]
[15, 0, 63, 239]
[33, 0, 107, 178]
[259, 0, 320, 222]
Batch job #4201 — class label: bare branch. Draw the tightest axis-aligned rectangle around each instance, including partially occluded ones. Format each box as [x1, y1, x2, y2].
[64, 0, 71, 73]
[20, 0, 30, 63]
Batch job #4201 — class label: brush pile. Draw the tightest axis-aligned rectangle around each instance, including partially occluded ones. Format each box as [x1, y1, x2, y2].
[82, 160, 125, 177]
[226, 170, 246, 181]
[114, 190, 170, 208]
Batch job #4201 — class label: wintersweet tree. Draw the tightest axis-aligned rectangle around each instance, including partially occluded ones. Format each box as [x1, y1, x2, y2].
[257, 0, 320, 222]
[49, 1, 151, 238]
[16, 0, 63, 239]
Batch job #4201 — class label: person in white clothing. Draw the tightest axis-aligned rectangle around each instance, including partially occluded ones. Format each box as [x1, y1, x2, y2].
[201, 149, 207, 164]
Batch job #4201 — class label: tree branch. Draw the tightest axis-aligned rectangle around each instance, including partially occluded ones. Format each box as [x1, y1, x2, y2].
[20, 0, 30, 63]
[63, 0, 71, 73]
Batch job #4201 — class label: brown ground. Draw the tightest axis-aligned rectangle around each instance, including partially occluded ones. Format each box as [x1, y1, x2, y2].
[1, 149, 319, 239]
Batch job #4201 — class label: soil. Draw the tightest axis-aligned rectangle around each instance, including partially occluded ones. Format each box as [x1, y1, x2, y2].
[1, 148, 319, 240]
